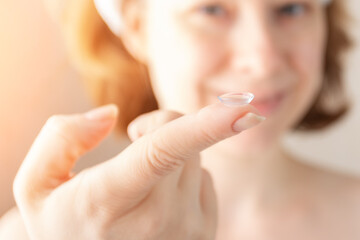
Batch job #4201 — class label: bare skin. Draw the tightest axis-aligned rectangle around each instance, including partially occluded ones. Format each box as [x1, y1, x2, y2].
[1, 106, 359, 240]
[1, 116, 360, 240]
[202, 144, 360, 239]
[1, 0, 360, 239]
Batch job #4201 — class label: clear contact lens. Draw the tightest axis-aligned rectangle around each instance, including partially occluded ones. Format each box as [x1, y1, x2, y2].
[217, 92, 254, 107]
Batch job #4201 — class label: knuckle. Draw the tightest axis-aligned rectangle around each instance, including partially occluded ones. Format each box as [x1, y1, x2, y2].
[195, 111, 221, 146]
[45, 115, 74, 140]
[198, 126, 219, 146]
[146, 137, 184, 176]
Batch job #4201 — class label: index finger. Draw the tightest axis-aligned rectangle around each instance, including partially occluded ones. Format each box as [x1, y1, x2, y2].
[92, 99, 265, 201]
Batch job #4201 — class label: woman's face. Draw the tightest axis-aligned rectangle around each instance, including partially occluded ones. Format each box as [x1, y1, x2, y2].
[140, 0, 327, 150]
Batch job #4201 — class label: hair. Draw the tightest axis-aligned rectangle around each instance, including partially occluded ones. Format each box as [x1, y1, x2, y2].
[59, 0, 352, 135]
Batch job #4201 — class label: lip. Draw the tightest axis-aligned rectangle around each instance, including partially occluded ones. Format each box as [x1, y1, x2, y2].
[250, 91, 286, 116]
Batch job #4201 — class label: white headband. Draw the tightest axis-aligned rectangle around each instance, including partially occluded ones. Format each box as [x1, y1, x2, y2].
[94, 0, 123, 36]
[94, 0, 333, 36]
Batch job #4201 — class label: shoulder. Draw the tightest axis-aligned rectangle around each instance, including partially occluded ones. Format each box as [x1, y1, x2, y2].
[303, 161, 360, 204]
[330, 171, 360, 202]
[316, 169, 360, 230]
[287, 150, 360, 200]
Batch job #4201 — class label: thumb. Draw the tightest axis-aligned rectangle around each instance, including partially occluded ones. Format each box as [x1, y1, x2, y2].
[127, 110, 183, 141]
[13, 104, 118, 203]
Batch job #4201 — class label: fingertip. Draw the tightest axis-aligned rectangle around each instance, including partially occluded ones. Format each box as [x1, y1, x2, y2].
[127, 121, 141, 141]
[84, 104, 118, 121]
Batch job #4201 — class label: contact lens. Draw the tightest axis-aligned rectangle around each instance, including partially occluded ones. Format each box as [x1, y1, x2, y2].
[217, 92, 254, 107]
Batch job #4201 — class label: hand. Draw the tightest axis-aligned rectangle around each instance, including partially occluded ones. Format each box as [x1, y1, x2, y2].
[13, 102, 264, 240]
[0, 207, 30, 240]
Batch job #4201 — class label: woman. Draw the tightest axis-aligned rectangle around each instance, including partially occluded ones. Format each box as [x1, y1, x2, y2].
[1, 0, 358, 239]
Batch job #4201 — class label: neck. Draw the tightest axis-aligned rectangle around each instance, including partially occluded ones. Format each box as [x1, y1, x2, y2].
[200, 133, 298, 208]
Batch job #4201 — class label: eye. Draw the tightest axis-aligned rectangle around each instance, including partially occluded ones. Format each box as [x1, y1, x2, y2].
[277, 3, 307, 17]
[198, 4, 227, 17]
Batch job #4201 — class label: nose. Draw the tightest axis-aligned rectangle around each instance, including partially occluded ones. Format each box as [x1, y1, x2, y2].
[228, 11, 286, 81]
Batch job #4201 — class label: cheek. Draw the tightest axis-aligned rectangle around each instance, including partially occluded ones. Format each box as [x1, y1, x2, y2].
[288, 35, 325, 124]
[296, 42, 323, 91]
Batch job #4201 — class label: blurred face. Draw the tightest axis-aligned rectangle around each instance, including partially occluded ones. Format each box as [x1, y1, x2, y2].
[140, 0, 327, 151]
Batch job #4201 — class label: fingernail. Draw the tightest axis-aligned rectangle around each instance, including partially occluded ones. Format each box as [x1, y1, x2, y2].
[232, 112, 266, 132]
[84, 104, 118, 121]
[218, 92, 254, 107]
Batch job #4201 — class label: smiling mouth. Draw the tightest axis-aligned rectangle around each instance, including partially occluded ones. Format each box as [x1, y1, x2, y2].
[250, 92, 286, 116]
